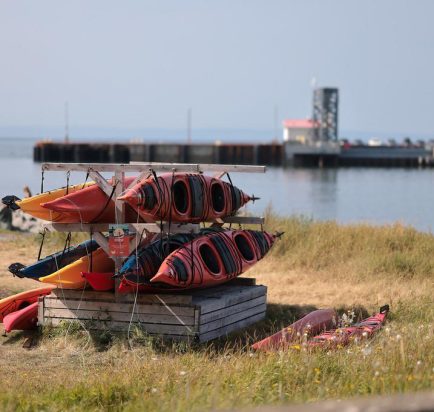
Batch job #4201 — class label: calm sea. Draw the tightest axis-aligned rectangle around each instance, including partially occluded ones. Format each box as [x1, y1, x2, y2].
[2, 137, 434, 232]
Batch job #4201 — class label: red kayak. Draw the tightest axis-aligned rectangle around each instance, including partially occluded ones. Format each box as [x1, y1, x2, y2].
[3, 302, 39, 333]
[81, 272, 115, 291]
[251, 309, 337, 351]
[151, 230, 279, 289]
[308, 305, 389, 348]
[41, 176, 139, 223]
[118, 173, 255, 223]
[0, 286, 54, 322]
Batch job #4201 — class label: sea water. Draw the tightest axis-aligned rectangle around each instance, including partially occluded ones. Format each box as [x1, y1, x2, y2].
[1, 137, 434, 232]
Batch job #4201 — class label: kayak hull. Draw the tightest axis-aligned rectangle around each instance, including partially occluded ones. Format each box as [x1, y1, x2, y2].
[41, 177, 138, 223]
[151, 230, 277, 289]
[3, 302, 39, 333]
[119, 173, 253, 223]
[9, 239, 98, 279]
[251, 309, 337, 351]
[39, 248, 114, 289]
[0, 286, 54, 322]
[82, 272, 115, 291]
[308, 305, 390, 348]
[14, 182, 94, 221]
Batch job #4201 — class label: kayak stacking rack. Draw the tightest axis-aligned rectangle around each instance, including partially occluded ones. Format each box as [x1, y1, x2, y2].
[38, 162, 268, 342]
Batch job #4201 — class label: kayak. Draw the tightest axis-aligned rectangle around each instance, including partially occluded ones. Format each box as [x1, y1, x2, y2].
[151, 230, 279, 289]
[8, 239, 98, 279]
[251, 309, 337, 351]
[308, 305, 390, 348]
[118, 173, 255, 223]
[39, 248, 114, 289]
[0, 286, 54, 322]
[41, 176, 139, 223]
[118, 228, 224, 291]
[3, 302, 38, 333]
[81, 272, 115, 291]
[2, 182, 94, 221]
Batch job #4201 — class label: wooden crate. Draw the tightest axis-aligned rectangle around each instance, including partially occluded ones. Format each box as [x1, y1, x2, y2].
[39, 279, 267, 342]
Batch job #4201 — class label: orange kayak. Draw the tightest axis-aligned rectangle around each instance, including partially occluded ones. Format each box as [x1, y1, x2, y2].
[0, 286, 54, 322]
[119, 173, 254, 223]
[41, 176, 139, 223]
[151, 230, 279, 289]
[3, 302, 39, 333]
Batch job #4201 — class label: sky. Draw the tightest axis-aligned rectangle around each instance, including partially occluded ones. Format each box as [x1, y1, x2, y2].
[1, 0, 434, 140]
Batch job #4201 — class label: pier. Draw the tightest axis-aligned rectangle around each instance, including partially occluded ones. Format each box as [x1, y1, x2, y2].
[33, 141, 283, 166]
[33, 140, 434, 168]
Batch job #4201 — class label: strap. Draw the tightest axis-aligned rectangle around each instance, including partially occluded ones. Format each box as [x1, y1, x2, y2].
[89, 231, 93, 272]
[37, 228, 47, 261]
[40, 169, 45, 193]
[66, 171, 71, 195]
[90, 183, 117, 223]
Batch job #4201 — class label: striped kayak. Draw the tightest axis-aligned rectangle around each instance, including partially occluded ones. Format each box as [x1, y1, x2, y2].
[2, 182, 94, 221]
[8, 239, 98, 279]
[151, 230, 279, 289]
[251, 309, 337, 351]
[117, 228, 224, 293]
[308, 305, 390, 348]
[41, 176, 139, 223]
[39, 248, 114, 289]
[3, 302, 38, 333]
[118, 173, 255, 223]
[0, 286, 54, 322]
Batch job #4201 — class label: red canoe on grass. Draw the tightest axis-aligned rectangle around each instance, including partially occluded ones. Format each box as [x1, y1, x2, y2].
[308, 305, 389, 348]
[3, 302, 39, 333]
[118, 173, 255, 223]
[81, 272, 115, 292]
[251, 309, 337, 351]
[41, 176, 139, 223]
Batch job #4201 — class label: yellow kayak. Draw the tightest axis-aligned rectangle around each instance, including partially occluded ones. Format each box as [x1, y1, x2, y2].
[39, 248, 114, 289]
[16, 182, 94, 221]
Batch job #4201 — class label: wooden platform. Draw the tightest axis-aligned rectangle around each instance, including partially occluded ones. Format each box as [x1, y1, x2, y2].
[39, 280, 267, 343]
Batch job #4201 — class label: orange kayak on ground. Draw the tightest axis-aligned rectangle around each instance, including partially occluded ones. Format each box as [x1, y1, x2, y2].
[3, 302, 39, 333]
[118, 173, 255, 223]
[151, 230, 279, 289]
[41, 176, 139, 223]
[0, 286, 54, 322]
[251, 309, 337, 351]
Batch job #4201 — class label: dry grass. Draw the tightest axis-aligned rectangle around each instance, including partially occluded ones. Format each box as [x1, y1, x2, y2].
[0, 216, 432, 411]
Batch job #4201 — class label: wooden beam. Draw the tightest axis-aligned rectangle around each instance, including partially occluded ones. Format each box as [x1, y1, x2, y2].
[88, 169, 113, 197]
[126, 170, 152, 191]
[221, 216, 264, 225]
[42, 162, 266, 174]
[44, 222, 201, 233]
[93, 232, 110, 255]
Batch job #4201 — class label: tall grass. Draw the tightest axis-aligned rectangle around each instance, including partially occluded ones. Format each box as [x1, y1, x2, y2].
[0, 216, 432, 411]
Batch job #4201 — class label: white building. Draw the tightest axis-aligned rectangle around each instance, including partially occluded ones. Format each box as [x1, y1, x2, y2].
[282, 119, 318, 143]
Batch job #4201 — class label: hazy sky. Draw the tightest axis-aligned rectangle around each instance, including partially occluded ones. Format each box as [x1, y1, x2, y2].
[1, 1, 434, 138]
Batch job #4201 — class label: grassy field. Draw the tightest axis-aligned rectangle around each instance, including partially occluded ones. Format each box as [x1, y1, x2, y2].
[0, 214, 432, 411]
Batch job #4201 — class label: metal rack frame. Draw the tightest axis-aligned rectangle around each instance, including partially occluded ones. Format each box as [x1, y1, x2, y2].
[41, 161, 266, 299]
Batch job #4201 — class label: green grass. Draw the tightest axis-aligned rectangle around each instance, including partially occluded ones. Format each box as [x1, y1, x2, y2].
[0, 215, 432, 411]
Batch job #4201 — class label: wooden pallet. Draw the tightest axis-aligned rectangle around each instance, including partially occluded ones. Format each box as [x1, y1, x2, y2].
[39, 279, 267, 343]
